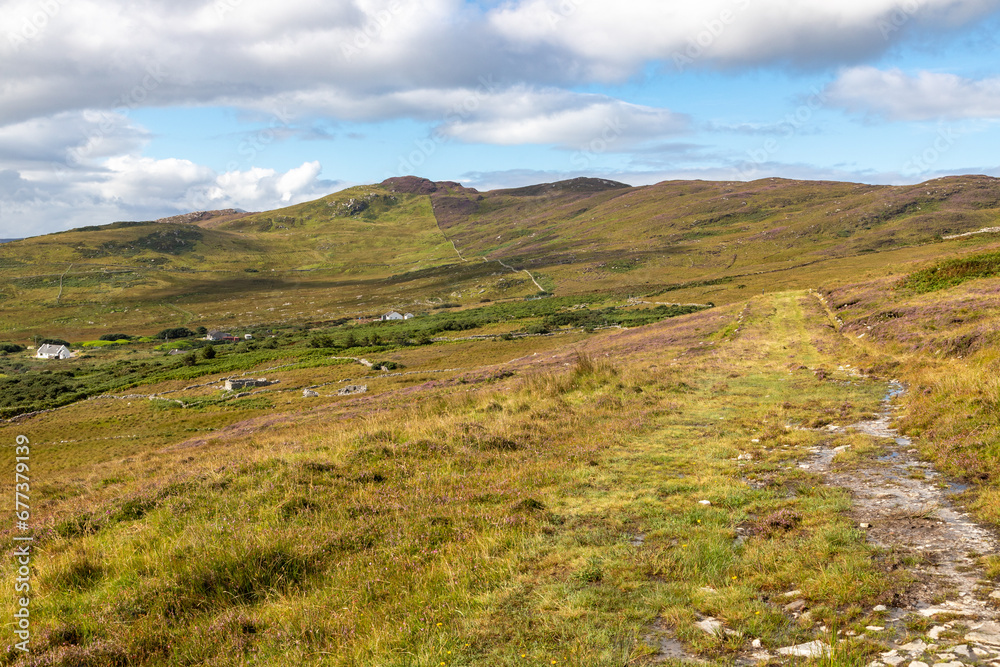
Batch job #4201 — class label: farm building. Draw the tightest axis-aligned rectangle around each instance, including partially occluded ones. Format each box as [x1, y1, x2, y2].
[381, 311, 404, 321]
[207, 330, 239, 342]
[36, 344, 71, 360]
[404, 313, 415, 319]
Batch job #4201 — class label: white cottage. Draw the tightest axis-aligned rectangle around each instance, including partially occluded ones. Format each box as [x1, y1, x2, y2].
[36, 344, 71, 360]
[381, 311, 404, 321]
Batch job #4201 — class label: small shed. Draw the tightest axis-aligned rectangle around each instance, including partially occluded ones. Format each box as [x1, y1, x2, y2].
[36, 344, 71, 360]
[404, 313, 415, 319]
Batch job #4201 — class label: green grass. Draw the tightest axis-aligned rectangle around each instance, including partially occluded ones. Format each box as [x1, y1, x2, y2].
[898, 249, 1000, 293]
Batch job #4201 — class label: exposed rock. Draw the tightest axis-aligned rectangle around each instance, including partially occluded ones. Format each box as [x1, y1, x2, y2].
[775, 640, 830, 658]
[695, 618, 723, 636]
[899, 640, 929, 654]
[920, 606, 975, 618]
[302, 389, 319, 397]
[337, 384, 368, 396]
[965, 621, 1000, 646]
[880, 650, 904, 666]
[783, 599, 806, 612]
[224, 377, 276, 391]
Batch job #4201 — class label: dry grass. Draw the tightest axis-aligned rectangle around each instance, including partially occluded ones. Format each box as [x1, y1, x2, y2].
[1, 293, 916, 666]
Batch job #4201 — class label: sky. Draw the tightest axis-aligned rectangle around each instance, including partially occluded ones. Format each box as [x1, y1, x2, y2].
[3, 0, 1000, 238]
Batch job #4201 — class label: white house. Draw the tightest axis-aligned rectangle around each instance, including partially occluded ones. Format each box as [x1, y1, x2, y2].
[381, 311, 404, 321]
[36, 344, 71, 360]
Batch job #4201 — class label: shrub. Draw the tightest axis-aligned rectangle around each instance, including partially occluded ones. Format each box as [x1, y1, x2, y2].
[157, 327, 196, 340]
[899, 251, 1000, 293]
[39, 337, 71, 347]
[99, 333, 132, 341]
[309, 335, 336, 349]
[201, 345, 216, 360]
[0, 343, 24, 354]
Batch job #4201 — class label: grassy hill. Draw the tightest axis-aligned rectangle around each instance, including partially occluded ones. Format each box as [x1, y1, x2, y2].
[3, 175, 1000, 665]
[3, 174, 1000, 344]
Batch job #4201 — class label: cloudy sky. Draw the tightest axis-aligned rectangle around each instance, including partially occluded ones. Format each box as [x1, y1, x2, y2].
[3, 0, 1000, 237]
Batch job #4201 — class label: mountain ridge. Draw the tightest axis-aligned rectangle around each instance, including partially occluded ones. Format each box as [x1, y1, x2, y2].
[2, 173, 1000, 339]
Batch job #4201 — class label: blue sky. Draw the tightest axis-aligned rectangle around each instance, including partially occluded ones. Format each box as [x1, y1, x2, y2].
[2, 0, 1000, 237]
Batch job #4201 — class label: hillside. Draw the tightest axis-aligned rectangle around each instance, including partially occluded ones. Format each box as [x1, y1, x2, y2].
[2, 175, 1000, 343]
[3, 176, 1000, 665]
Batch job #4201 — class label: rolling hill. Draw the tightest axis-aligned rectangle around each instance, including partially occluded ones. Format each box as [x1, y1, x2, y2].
[2, 174, 1000, 342]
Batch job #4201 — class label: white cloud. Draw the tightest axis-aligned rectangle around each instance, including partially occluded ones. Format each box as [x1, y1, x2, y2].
[435, 88, 689, 148]
[0, 111, 148, 166]
[488, 0, 1000, 76]
[826, 67, 1000, 120]
[0, 152, 341, 237]
[3, 0, 998, 127]
[236, 85, 689, 149]
[212, 161, 330, 206]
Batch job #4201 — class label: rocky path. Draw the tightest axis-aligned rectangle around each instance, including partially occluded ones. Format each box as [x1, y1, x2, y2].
[801, 382, 1000, 666]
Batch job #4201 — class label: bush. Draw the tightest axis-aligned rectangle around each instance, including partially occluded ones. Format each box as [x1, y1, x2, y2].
[39, 337, 71, 347]
[0, 343, 25, 354]
[309, 335, 336, 349]
[201, 345, 216, 360]
[99, 333, 132, 341]
[181, 353, 197, 366]
[157, 327, 196, 340]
